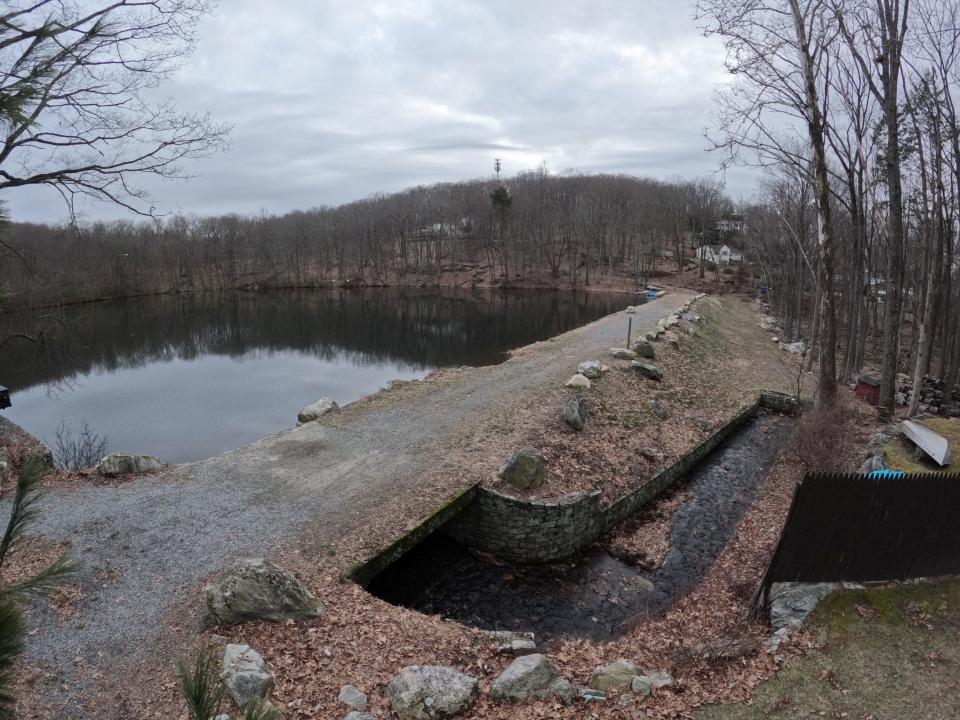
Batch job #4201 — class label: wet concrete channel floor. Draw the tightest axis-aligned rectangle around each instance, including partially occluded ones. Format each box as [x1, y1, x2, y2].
[368, 411, 794, 641]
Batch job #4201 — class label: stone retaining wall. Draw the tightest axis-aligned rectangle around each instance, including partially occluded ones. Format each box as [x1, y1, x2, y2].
[442, 487, 603, 563]
[443, 393, 792, 563]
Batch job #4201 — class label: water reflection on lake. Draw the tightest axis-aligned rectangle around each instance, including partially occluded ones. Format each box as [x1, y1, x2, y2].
[0, 288, 627, 463]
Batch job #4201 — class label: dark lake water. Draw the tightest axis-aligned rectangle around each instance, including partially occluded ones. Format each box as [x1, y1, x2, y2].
[0, 288, 626, 464]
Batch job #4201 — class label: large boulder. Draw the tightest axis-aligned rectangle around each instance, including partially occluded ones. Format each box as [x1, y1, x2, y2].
[769, 582, 838, 630]
[96, 452, 162, 476]
[221, 644, 274, 708]
[499, 448, 545, 490]
[631, 362, 664, 381]
[562, 398, 586, 431]
[564, 373, 591, 390]
[632, 339, 655, 359]
[204, 558, 324, 626]
[589, 659, 638, 692]
[387, 665, 479, 719]
[577, 361, 603, 379]
[297, 398, 340, 424]
[490, 654, 559, 701]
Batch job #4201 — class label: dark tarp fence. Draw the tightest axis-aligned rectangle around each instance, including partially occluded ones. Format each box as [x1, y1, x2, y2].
[756, 472, 960, 607]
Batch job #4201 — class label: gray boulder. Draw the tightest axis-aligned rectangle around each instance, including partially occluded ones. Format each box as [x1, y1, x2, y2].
[610, 348, 636, 360]
[96, 452, 162, 476]
[632, 362, 664, 381]
[643, 670, 673, 689]
[387, 665, 479, 719]
[577, 360, 603, 379]
[632, 339, 655, 359]
[564, 373, 591, 389]
[338, 685, 367, 711]
[345, 714, 376, 720]
[562, 398, 586, 431]
[630, 675, 652, 695]
[490, 654, 559, 701]
[499, 448, 545, 490]
[204, 558, 324, 626]
[496, 638, 538, 656]
[550, 678, 578, 705]
[297, 397, 339, 424]
[589, 659, 637, 692]
[769, 582, 838, 630]
[221, 644, 274, 708]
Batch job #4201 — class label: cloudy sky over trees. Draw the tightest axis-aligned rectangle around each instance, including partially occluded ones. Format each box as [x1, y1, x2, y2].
[8, 0, 747, 222]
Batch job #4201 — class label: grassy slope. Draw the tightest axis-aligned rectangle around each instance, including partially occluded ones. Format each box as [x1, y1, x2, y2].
[695, 579, 960, 720]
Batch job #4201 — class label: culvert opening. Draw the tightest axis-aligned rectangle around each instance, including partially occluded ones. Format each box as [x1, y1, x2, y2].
[364, 410, 795, 642]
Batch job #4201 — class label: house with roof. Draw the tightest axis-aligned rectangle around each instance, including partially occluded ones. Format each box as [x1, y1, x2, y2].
[696, 244, 744, 264]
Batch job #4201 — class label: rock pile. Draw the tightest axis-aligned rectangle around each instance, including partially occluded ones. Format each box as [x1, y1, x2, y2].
[587, 659, 673, 697]
[897, 375, 960, 417]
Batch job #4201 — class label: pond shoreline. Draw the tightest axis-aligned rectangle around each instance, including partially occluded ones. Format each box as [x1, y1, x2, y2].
[0, 272, 645, 316]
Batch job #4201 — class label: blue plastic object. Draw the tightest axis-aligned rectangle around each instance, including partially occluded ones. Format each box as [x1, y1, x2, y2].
[868, 469, 905, 480]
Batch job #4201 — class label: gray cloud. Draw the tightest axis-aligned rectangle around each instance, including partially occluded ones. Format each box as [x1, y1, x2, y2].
[6, 0, 753, 223]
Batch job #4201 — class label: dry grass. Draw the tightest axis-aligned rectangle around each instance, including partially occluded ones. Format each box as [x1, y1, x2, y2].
[695, 578, 960, 720]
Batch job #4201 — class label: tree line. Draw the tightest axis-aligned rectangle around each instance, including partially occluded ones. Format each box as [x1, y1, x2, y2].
[700, 0, 960, 417]
[0, 170, 733, 309]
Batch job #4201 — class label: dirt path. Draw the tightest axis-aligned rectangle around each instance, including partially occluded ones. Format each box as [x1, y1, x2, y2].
[17, 290, 694, 717]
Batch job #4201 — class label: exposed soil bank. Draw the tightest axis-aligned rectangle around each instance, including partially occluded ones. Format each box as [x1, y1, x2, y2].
[367, 412, 793, 641]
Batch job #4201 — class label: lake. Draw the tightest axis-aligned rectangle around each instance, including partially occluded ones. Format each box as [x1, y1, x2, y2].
[0, 288, 627, 464]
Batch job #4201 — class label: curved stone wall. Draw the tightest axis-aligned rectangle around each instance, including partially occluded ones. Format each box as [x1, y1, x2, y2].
[443, 398, 774, 563]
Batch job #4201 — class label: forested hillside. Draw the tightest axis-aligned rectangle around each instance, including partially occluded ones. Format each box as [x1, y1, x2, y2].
[0, 171, 730, 307]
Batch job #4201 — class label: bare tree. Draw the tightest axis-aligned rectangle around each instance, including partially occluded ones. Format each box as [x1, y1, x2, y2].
[832, 0, 911, 420]
[0, 0, 229, 217]
[699, 0, 840, 404]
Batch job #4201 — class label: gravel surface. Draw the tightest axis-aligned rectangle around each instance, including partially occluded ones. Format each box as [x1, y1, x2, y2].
[13, 291, 694, 717]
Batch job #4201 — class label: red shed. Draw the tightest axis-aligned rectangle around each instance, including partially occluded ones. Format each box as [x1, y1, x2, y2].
[855, 375, 881, 406]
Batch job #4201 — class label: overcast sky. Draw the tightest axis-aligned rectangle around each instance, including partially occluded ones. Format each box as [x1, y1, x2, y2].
[8, 0, 756, 224]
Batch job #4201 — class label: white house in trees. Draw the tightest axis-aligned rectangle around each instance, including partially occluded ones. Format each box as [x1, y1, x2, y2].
[696, 244, 744, 264]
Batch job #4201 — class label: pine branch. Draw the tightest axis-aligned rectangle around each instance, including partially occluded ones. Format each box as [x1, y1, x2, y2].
[177, 645, 225, 720]
[0, 456, 47, 571]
